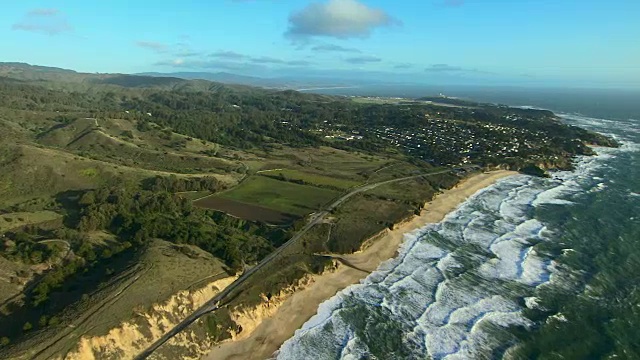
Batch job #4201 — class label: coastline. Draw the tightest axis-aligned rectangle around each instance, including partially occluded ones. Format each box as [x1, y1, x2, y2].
[204, 170, 518, 360]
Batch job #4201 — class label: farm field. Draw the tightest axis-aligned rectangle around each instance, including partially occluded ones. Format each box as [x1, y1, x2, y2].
[193, 196, 297, 224]
[258, 169, 361, 190]
[218, 176, 341, 216]
[247, 146, 392, 181]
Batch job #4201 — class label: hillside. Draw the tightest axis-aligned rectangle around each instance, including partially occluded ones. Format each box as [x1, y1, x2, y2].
[0, 63, 618, 359]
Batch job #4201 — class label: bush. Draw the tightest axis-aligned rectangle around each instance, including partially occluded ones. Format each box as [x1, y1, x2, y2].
[48, 316, 60, 326]
[121, 130, 134, 139]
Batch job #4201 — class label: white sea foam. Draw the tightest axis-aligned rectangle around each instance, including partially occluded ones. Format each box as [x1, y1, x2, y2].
[520, 249, 550, 286]
[524, 296, 540, 309]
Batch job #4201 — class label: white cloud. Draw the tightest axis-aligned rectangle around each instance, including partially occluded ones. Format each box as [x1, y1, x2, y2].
[12, 8, 73, 35]
[345, 55, 381, 64]
[136, 41, 167, 52]
[286, 0, 398, 39]
[209, 50, 247, 59]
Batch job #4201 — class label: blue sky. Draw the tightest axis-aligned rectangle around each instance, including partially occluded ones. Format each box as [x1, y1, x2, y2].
[1, 0, 639, 88]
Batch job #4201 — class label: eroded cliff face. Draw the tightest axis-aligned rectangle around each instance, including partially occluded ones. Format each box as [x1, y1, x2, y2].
[225, 271, 329, 342]
[59, 276, 236, 360]
[52, 259, 339, 360]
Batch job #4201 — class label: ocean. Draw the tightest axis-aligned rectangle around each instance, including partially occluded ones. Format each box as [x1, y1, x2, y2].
[303, 85, 640, 121]
[274, 91, 640, 359]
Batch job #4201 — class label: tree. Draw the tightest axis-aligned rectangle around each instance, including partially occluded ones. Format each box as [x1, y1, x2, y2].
[22, 322, 33, 332]
[48, 316, 60, 326]
[78, 191, 96, 206]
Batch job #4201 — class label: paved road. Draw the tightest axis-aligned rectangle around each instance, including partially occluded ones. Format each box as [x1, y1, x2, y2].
[134, 168, 463, 359]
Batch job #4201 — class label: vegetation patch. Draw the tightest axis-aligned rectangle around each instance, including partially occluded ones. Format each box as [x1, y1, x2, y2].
[219, 176, 341, 216]
[328, 195, 414, 254]
[79, 167, 99, 177]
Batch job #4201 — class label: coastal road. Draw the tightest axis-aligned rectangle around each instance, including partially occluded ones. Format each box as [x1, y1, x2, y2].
[133, 167, 467, 359]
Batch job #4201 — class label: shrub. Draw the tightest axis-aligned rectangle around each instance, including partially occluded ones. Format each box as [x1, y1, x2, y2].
[22, 322, 33, 332]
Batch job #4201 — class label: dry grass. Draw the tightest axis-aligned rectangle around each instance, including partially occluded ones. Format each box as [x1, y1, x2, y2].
[0, 211, 61, 232]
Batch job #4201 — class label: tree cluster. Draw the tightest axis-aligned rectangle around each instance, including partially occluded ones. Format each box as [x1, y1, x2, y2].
[141, 175, 223, 193]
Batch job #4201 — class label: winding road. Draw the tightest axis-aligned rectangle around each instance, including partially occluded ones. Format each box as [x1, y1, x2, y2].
[134, 167, 469, 359]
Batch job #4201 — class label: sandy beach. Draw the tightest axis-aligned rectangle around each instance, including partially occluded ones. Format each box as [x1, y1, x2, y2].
[204, 170, 517, 360]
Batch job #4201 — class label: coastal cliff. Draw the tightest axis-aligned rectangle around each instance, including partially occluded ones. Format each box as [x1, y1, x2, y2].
[59, 276, 236, 360]
[226, 267, 338, 342]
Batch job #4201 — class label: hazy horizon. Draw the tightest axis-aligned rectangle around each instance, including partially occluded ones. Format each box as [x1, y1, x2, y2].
[2, 1, 639, 89]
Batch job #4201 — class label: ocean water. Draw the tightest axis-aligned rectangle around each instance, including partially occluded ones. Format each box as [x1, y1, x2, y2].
[307, 85, 640, 121]
[275, 113, 640, 359]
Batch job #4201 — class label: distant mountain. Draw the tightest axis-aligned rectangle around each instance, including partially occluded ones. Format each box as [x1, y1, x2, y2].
[137, 71, 276, 87]
[136, 71, 364, 90]
[1, 62, 375, 92]
[0, 62, 260, 94]
[0, 62, 90, 83]
[0, 62, 77, 74]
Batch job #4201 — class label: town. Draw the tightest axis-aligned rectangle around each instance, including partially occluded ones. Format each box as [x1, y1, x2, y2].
[272, 97, 592, 170]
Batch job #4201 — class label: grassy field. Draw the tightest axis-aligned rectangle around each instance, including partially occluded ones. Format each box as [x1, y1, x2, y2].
[247, 146, 392, 181]
[37, 118, 244, 175]
[258, 168, 361, 190]
[368, 177, 438, 204]
[0, 142, 243, 209]
[0, 211, 62, 232]
[327, 194, 415, 254]
[219, 176, 341, 216]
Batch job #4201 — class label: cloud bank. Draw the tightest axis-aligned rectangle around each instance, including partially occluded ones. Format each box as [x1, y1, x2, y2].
[157, 50, 312, 71]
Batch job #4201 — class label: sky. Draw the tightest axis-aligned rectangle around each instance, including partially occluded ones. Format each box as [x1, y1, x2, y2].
[1, 0, 639, 88]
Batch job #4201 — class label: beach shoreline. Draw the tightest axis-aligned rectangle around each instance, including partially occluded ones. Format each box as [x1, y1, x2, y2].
[204, 170, 518, 360]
